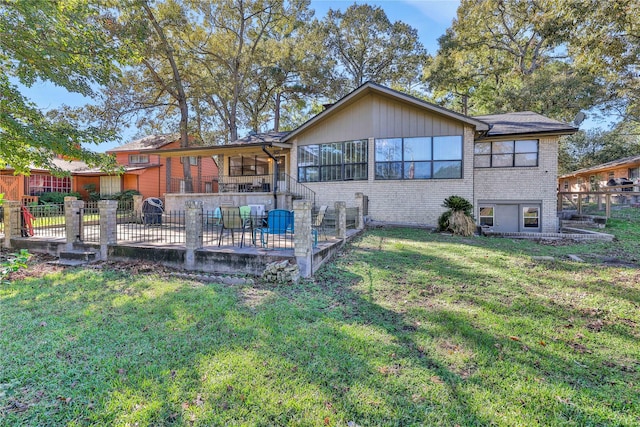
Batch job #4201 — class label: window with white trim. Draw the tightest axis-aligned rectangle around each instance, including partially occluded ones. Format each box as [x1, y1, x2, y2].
[479, 206, 494, 227]
[27, 174, 71, 195]
[100, 176, 120, 196]
[474, 139, 539, 168]
[523, 207, 540, 228]
[129, 154, 150, 164]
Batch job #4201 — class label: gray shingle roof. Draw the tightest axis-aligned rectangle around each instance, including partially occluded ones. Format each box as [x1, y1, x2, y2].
[231, 131, 291, 145]
[107, 133, 180, 152]
[474, 111, 577, 137]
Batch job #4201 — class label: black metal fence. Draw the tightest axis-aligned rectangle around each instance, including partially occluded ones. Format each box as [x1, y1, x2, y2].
[26, 203, 66, 238]
[115, 209, 186, 245]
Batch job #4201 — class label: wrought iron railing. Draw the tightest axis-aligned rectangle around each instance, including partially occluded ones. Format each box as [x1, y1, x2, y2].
[168, 176, 219, 194]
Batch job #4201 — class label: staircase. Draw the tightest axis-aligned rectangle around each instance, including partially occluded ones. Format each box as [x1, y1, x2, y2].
[55, 245, 99, 267]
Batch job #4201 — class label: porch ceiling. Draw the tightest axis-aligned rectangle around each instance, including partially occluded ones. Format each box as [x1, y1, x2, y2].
[147, 142, 292, 158]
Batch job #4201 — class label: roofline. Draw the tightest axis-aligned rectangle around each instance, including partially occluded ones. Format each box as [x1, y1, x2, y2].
[559, 157, 640, 178]
[475, 128, 578, 141]
[283, 82, 489, 141]
[146, 141, 292, 157]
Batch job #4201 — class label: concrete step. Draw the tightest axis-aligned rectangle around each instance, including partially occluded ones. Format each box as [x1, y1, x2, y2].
[48, 259, 91, 267]
[59, 250, 97, 262]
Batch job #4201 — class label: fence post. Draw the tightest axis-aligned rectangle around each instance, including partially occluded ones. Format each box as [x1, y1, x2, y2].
[3, 201, 21, 248]
[64, 197, 83, 250]
[605, 194, 611, 218]
[98, 200, 118, 261]
[185, 200, 203, 270]
[133, 195, 143, 217]
[577, 194, 582, 215]
[335, 201, 346, 240]
[293, 200, 313, 278]
[355, 192, 366, 230]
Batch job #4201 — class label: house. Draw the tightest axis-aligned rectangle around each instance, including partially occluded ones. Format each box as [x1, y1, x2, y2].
[75, 134, 219, 200]
[558, 155, 640, 192]
[150, 82, 577, 233]
[0, 157, 94, 203]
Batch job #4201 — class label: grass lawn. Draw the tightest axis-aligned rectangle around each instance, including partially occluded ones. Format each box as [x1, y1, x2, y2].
[1, 219, 639, 426]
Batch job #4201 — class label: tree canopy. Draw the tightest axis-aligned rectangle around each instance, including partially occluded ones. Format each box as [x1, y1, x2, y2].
[0, 0, 119, 174]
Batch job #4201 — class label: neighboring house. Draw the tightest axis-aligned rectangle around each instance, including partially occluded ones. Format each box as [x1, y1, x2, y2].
[0, 157, 93, 203]
[558, 155, 640, 192]
[92, 134, 219, 200]
[150, 82, 578, 233]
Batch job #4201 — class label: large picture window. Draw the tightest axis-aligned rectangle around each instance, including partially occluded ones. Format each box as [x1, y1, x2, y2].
[298, 140, 367, 183]
[27, 174, 71, 195]
[374, 135, 463, 180]
[229, 155, 269, 176]
[474, 139, 538, 168]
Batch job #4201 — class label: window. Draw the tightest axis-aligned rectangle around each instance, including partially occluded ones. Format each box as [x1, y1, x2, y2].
[375, 135, 462, 180]
[100, 176, 120, 196]
[523, 207, 539, 228]
[129, 154, 149, 164]
[608, 172, 615, 180]
[180, 156, 198, 166]
[229, 155, 269, 176]
[298, 140, 367, 183]
[563, 180, 569, 191]
[479, 206, 494, 227]
[474, 139, 538, 168]
[629, 167, 639, 180]
[27, 174, 71, 195]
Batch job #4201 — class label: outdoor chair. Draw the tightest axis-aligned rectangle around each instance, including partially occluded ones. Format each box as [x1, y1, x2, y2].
[254, 209, 294, 248]
[217, 206, 247, 247]
[311, 205, 328, 246]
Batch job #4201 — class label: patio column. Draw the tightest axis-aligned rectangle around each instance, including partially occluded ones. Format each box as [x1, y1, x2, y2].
[355, 192, 365, 230]
[293, 200, 313, 278]
[335, 201, 346, 240]
[3, 201, 21, 248]
[133, 195, 143, 218]
[99, 200, 118, 261]
[185, 200, 203, 270]
[64, 197, 83, 250]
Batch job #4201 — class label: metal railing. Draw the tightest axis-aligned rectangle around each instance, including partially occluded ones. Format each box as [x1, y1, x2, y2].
[27, 203, 66, 238]
[169, 176, 219, 194]
[80, 202, 100, 243]
[116, 209, 186, 244]
[218, 174, 272, 193]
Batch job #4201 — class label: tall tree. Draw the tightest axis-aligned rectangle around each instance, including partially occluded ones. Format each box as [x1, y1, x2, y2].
[0, 0, 118, 174]
[322, 4, 428, 96]
[425, 0, 604, 121]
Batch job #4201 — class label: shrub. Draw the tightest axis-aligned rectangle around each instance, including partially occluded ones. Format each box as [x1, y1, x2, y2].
[38, 192, 82, 204]
[0, 249, 30, 283]
[438, 195, 475, 236]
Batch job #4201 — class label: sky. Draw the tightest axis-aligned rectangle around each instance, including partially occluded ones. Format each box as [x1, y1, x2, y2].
[21, 0, 607, 152]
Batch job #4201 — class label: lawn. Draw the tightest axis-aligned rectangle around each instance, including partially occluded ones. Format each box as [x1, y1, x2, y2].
[1, 220, 639, 426]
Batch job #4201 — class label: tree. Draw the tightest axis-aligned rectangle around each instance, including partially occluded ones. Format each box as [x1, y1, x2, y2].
[322, 4, 428, 96]
[425, 0, 604, 121]
[559, 124, 640, 174]
[0, 0, 119, 174]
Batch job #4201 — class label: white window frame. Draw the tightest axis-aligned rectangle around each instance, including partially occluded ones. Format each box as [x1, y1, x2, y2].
[478, 205, 494, 227]
[129, 154, 150, 164]
[522, 206, 540, 229]
[100, 176, 120, 196]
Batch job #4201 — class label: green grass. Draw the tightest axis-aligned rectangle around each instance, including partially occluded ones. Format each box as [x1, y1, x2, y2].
[1, 220, 639, 426]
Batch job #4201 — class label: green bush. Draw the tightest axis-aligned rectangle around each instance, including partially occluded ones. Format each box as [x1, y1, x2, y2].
[438, 195, 475, 236]
[38, 192, 82, 204]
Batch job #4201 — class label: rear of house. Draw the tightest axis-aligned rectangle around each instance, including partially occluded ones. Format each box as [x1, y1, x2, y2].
[284, 83, 576, 233]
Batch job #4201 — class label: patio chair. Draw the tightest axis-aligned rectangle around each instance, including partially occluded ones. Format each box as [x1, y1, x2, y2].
[311, 205, 328, 246]
[217, 206, 247, 247]
[254, 209, 294, 248]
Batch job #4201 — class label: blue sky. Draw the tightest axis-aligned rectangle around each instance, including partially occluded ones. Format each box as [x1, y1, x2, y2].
[22, 0, 607, 152]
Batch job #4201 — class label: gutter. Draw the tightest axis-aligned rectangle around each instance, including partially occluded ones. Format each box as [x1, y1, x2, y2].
[261, 144, 278, 209]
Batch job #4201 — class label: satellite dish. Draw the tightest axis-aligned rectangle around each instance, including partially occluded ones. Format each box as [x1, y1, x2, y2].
[572, 111, 586, 127]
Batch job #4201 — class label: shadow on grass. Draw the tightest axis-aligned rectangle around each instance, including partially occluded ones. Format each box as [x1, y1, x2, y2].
[1, 225, 639, 426]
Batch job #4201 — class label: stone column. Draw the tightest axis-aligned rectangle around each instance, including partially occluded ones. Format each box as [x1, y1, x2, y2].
[3, 201, 21, 248]
[133, 195, 143, 218]
[64, 197, 83, 250]
[99, 200, 118, 261]
[335, 201, 346, 240]
[293, 200, 313, 278]
[185, 200, 203, 270]
[355, 192, 365, 230]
